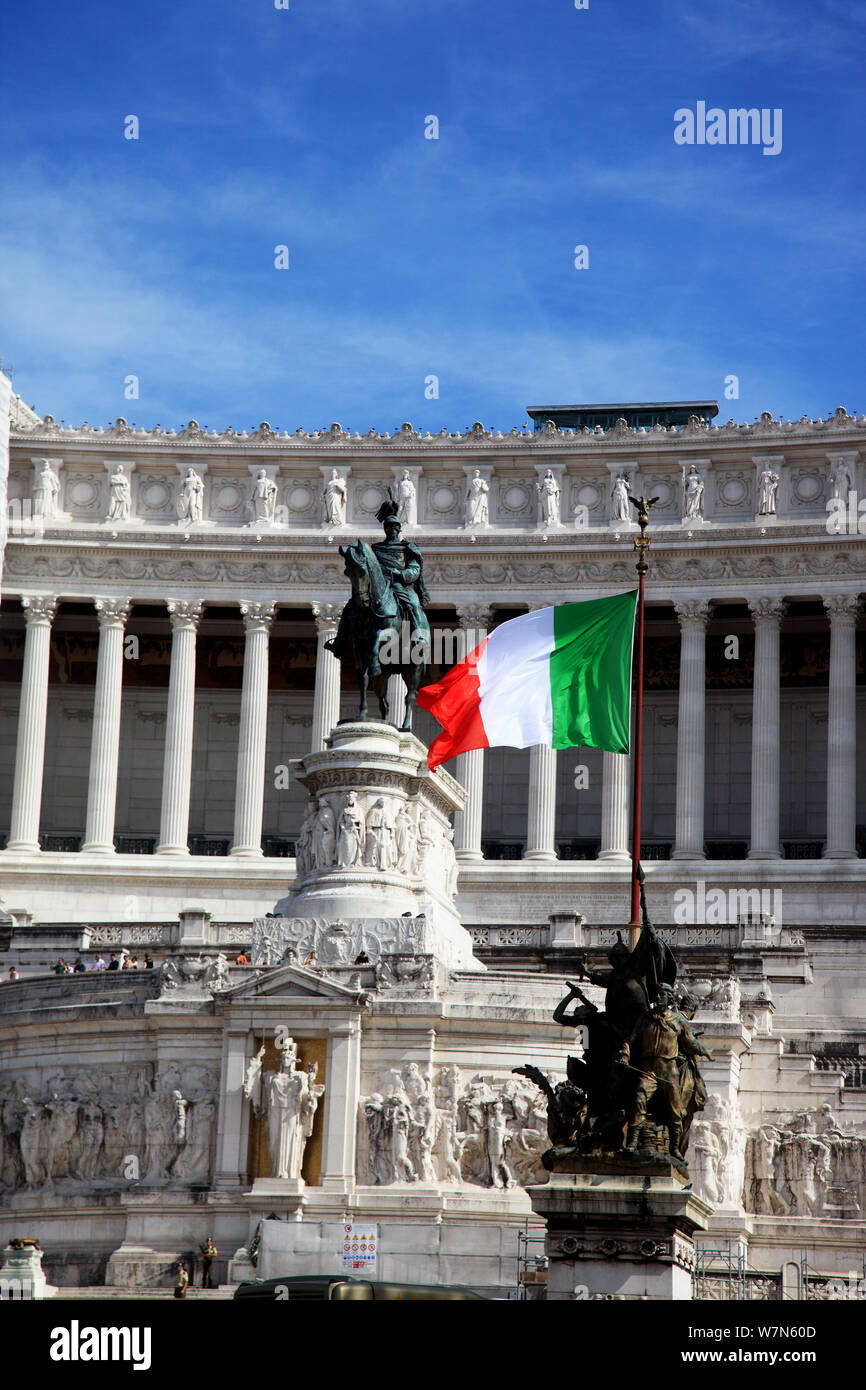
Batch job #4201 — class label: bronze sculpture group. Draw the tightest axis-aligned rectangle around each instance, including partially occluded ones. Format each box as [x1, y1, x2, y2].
[517, 872, 711, 1175]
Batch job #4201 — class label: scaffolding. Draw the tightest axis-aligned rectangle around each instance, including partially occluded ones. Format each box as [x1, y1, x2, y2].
[799, 1250, 866, 1300]
[516, 1219, 548, 1300]
[693, 1239, 748, 1300]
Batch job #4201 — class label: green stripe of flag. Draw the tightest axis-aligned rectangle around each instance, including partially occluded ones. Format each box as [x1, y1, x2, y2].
[550, 591, 637, 753]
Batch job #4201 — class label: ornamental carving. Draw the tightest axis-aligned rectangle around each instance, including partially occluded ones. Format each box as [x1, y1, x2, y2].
[358, 1065, 549, 1189]
[0, 1063, 218, 1191]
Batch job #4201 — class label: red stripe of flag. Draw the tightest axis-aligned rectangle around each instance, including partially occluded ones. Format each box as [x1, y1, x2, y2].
[416, 637, 490, 770]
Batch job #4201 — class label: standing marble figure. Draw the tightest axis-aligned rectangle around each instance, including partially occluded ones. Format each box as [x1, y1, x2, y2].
[758, 466, 779, 516]
[612, 473, 632, 523]
[464, 469, 489, 526]
[537, 469, 561, 526]
[323, 469, 348, 527]
[244, 1039, 324, 1180]
[396, 470, 417, 526]
[682, 463, 705, 521]
[177, 468, 204, 524]
[250, 469, 277, 524]
[107, 464, 132, 522]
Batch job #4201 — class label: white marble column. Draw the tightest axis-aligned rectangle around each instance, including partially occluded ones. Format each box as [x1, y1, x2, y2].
[311, 601, 341, 751]
[231, 601, 276, 857]
[6, 595, 57, 852]
[319, 1021, 362, 1192]
[525, 744, 558, 859]
[672, 599, 710, 860]
[155, 600, 202, 856]
[599, 735, 632, 861]
[82, 598, 131, 853]
[453, 603, 491, 862]
[823, 594, 861, 859]
[748, 597, 786, 860]
[386, 674, 406, 728]
[525, 597, 558, 860]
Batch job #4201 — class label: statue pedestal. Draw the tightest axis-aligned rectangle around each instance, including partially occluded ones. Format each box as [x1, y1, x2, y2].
[272, 721, 479, 971]
[0, 1243, 56, 1299]
[528, 1158, 711, 1301]
[245, 1177, 306, 1218]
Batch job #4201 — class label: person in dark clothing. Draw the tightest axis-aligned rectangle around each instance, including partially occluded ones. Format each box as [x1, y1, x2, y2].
[107, 954, 120, 971]
[199, 1237, 218, 1289]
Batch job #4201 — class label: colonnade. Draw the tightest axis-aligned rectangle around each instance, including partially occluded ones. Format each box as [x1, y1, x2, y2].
[1, 591, 861, 861]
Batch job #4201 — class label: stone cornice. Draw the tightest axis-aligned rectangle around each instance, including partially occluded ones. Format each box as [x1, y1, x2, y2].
[10, 408, 866, 453]
[2, 529, 865, 605]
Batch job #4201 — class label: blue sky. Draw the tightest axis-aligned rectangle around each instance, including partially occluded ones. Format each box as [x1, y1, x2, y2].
[1, 0, 864, 432]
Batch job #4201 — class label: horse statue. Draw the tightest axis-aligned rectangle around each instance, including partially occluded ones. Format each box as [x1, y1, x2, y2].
[331, 531, 431, 731]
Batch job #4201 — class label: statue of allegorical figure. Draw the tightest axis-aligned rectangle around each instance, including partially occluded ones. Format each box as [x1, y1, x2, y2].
[322, 468, 348, 527]
[682, 462, 705, 522]
[757, 465, 779, 516]
[396, 470, 417, 526]
[177, 467, 204, 524]
[464, 469, 490, 527]
[107, 463, 132, 522]
[536, 469, 561, 527]
[33, 460, 61, 520]
[516, 867, 712, 1175]
[244, 1039, 324, 1181]
[249, 468, 278, 524]
[611, 473, 632, 524]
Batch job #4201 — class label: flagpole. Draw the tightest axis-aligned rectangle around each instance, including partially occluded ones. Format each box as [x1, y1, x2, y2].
[629, 496, 655, 941]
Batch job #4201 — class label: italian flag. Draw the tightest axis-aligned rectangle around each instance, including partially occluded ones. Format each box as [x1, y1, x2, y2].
[418, 591, 637, 771]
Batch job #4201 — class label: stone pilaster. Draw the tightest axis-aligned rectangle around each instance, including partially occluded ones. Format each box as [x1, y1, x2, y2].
[823, 594, 861, 859]
[311, 601, 341, 752]
[453, 603, 491, 861]
[213, 1029, 253, 1191]
[6, 595, 57, 852]
[155, 600, 202, 856]
[319, 1021, 362, 1193]
[672, 599, 710, 859]
[231, 601, 276, 857]
[82, 598, 131, 853]
[747, 597, 786, 859]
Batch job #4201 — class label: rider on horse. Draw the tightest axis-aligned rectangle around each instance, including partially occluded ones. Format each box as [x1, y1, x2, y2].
[325, 491, 430, 661]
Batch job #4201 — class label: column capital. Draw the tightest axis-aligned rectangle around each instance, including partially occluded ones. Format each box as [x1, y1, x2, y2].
[823, 593, 861, 622]
[94, 597, 131, 628]
[239, 600, 276, 632]
[20, 595, 57, 624]
[455, 602, 492, 629]
[166, 599, 203, 630]
[747, 596, 787, 624]
[673, 598, 711, 626]
[311, 600, 341, 634]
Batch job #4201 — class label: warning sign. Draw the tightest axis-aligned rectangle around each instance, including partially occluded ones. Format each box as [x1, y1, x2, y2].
[341, 1222, 378, 1274]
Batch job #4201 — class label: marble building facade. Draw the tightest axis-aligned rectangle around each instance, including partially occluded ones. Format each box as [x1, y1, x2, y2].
[1, 380, 866, 1295]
